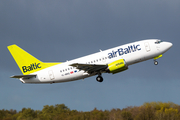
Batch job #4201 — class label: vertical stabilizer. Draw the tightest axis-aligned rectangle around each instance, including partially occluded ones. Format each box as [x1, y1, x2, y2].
[7, 44, 61, 75]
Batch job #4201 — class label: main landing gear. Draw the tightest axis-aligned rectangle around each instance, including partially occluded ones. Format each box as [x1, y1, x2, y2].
[96, 74, 103, 82]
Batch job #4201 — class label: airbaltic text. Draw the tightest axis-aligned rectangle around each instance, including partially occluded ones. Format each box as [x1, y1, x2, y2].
[108, 44, 141, 59]
[22, 63, 41, 73]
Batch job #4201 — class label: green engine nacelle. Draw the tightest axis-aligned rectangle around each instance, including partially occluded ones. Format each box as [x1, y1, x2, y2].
[107, 59, 128, 74]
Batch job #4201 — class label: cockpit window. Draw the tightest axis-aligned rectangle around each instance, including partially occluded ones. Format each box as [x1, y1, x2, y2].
[155, 40, 163, 44]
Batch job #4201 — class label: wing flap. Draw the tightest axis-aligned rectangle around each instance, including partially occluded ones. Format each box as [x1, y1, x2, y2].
[70, 63, 107, 74]
[10, 74, 37, 79]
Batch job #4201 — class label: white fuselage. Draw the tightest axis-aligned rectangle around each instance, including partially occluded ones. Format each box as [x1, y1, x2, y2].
[21, 39, 172, 83]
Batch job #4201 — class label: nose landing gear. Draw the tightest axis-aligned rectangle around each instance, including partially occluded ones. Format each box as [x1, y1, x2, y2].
[153, 54, 162, 65]
[154, 60, 158, 65]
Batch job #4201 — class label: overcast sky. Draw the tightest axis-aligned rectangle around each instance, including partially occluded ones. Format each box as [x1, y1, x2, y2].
[0, 0, 180, 111]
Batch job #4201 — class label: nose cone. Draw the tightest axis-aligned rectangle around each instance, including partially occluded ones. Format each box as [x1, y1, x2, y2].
[165, 42, 173, 50]
[161, 42, 173, 54]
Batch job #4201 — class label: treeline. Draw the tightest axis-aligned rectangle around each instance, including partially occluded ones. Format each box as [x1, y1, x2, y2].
[1, 102, 180, 120]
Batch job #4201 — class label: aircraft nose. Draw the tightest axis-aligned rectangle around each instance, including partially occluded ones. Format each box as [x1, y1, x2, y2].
[162, 42, 173, 53]
[166, 42, 173, 49]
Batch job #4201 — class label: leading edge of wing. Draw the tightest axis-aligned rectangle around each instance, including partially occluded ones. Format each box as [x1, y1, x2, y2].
[10, 74, 37, 79]
[69, 63, 107, 73]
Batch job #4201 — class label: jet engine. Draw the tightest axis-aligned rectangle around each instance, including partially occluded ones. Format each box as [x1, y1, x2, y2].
[107, 59, 128, 74]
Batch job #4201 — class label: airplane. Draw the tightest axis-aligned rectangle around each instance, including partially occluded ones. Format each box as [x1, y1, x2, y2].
[7, 39, 172, 84]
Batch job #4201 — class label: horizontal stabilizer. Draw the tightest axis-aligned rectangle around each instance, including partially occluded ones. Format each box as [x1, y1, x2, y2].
[10, 74, 36, 79]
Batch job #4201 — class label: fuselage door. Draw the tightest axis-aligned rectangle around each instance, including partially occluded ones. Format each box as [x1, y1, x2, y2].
[49, 70, 55, 80]
[144, 42, 151, 52]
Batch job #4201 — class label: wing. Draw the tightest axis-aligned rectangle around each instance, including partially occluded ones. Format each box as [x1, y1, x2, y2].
[10, 74, 37, 79]
[69, 63, 108, 74]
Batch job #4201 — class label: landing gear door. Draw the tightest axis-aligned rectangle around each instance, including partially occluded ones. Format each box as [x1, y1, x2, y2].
[49, 70, 55, 80]
[144, 42, 151, 52]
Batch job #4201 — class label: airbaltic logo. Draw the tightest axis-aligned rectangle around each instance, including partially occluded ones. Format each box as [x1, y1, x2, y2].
[108, 44, 141, 59]
[22, 63, 41, 73]
[116, 62, 123, 67]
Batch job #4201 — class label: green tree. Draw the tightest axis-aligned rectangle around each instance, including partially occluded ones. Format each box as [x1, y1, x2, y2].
[17, 108, 37, 120]
[121, 110, 133, 120]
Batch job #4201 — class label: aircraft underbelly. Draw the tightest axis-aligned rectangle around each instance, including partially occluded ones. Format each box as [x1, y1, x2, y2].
[125, 52, 145, 65]
[53, 71, 86, 82]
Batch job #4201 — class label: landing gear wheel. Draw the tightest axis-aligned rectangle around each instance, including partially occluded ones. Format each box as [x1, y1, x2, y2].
[154, 61, 158, 65]
[96, 76, 103, 82]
